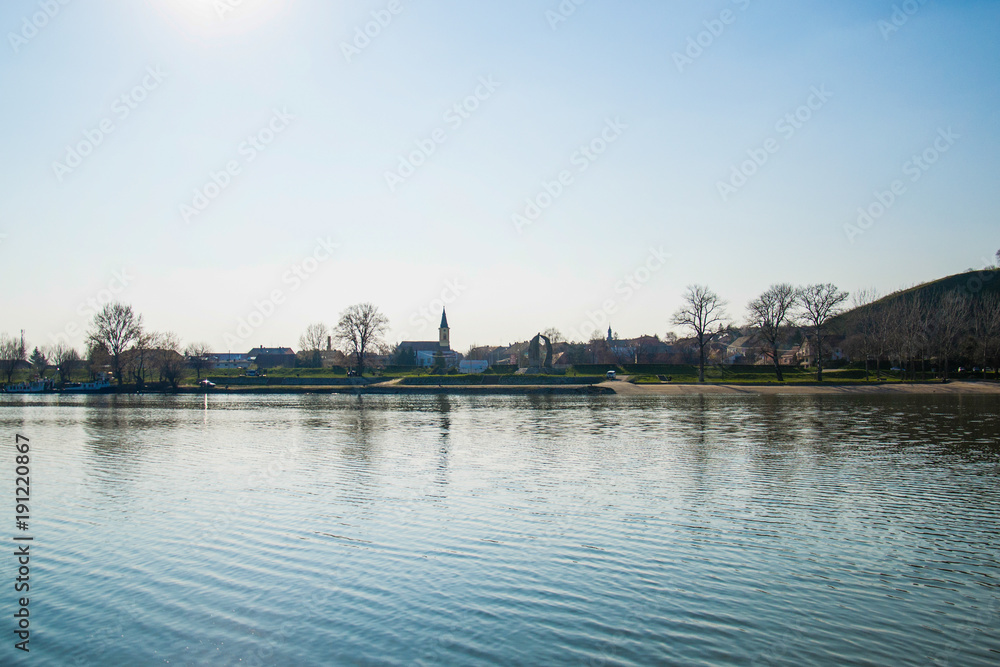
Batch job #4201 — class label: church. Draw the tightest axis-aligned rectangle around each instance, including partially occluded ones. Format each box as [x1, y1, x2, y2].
[397, 309, 460, 368]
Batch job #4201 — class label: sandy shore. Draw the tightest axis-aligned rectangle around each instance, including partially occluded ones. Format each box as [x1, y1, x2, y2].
[604, 380, 1000, 396]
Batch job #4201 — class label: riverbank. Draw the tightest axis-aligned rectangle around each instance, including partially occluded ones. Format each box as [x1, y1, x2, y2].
[6, 380, 999, 398]
[606, 380, 1000, 395]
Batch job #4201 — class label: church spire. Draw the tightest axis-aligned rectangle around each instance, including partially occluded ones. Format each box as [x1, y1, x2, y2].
[439, 308, 450, 349]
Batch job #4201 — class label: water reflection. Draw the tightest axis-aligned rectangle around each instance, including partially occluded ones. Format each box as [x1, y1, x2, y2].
[6, 393, 1000, 666]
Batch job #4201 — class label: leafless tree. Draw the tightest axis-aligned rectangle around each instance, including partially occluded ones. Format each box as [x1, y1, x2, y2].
[927, 292, 969, 380]
[796, 283, 849, 381]
[0, 333, 26, 384]
[746, 283, 797, 381]
[47, 342, 81, 386]
[126, 330, 156, 390]
[299, 322, 330, 352]
[984, 293, 1000, 381]
[542, 327, 564, 343]
[672, 285, 727, 382]
[869, 299, 895, 381]
[87, 302, 143, 386]
[850, 288, 882, 380]
[334, 303, 389, 377]
[184, 342, 213, 379]
[889, 296, 925, 381]
[154, 332, 185, 389]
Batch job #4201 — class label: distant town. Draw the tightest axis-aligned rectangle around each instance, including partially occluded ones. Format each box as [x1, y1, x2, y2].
[2, 262, 999, 391]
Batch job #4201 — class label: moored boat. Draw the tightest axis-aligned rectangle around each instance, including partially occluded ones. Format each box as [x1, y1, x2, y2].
[4, 379, 55, 393]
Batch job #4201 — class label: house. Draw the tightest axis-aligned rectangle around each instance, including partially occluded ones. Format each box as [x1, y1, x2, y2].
[725, 336, 756, 364]
[778, 347, 801, 366]
[797, 338, 848, 365]
[208, 352, 250, 369]
[247, 347, 297, 369]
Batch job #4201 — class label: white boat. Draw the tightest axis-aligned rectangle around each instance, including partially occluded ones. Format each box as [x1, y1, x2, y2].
[4, 379, 55, 393]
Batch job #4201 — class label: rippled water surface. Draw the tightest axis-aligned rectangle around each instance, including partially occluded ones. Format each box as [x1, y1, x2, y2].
[3, 393, 1000, 666]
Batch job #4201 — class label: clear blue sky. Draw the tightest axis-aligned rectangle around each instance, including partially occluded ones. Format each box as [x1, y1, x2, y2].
[2, 0, 998, 353]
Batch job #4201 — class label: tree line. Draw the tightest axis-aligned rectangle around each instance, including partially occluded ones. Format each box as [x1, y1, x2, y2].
[4, 258, 999, 386]
[0, 301, 391, 388]
[670, 258, 1000, 383]
[671, 282, 851, 383]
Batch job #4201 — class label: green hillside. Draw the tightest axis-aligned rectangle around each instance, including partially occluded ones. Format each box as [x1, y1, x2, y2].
[830, 267, 1000, 332]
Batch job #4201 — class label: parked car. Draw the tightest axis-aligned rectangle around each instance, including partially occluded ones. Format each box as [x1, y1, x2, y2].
[199, 379, 216, 388]
[606, 370, 617, 380]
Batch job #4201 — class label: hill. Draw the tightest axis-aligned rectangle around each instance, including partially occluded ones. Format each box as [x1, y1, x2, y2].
[830, 267, 1000, 332]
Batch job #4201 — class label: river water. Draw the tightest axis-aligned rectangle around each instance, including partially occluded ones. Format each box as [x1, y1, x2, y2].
[2, 393, 999, 666]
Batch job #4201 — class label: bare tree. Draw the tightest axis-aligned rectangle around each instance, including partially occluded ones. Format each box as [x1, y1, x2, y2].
[0, 333, 27, 384]
[126, 330, 156, 390]
[984, 293, 1000, 381]
[299, 322, 330, 351]
[892, 296, 925, 381]
[87, 302, 143, 386]
[746, 283, 797, 381]
[542, 327, 564, 343]
[796, 283, 849, 381]
[869, 298, 895, 381]
[927, 292, 969, 380]
[47, 342, 81, 386]
[154, 332, 185, 389]
[672, 285, 727, 383]
[184, 342, 213, 379]
[851, 288, 881, 381]
[334, 303, 389, 377]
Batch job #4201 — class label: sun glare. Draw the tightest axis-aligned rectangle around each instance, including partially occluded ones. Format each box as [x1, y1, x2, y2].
[152, 0, 294, 37]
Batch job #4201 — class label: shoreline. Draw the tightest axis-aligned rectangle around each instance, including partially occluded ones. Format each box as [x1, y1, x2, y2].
[605, 380, 1000, 396]
[5, 380, 999, 397]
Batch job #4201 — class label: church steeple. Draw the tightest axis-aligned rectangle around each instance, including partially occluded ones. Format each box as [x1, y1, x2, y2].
[439, 308, 450, 349]
[607, 324, 613, 343]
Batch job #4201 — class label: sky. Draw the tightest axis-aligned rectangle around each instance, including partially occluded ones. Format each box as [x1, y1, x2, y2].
[2, 0, 998, 354]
